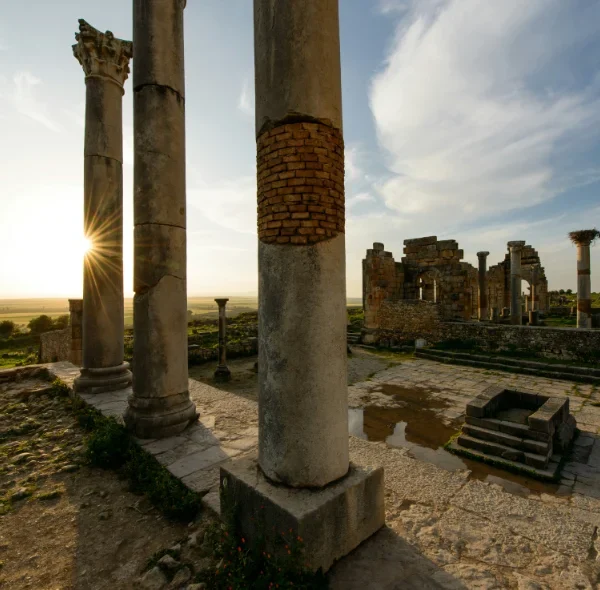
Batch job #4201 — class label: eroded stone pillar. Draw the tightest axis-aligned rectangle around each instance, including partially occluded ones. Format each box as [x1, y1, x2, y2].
[125, 0, 197, 438]
[220, 0, 384, 572]
[508, 241, 526, 326]
[72, 20, 132, 393]
[68, 299, 83, 366]
[477, 251, 489, 321]
[570, 232, 597, 329]
[214, 298, 231, 382]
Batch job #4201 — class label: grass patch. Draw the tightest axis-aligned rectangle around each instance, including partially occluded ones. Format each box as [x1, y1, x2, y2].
[195, 521, 328, 590]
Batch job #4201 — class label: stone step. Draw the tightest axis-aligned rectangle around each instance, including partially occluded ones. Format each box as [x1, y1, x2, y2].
[465, 415, 551, 443]
[447, 440, 561, 481]
[457, 433, 550, 469]
[415, 350, 600, 385]
[462, 423, 550, 455]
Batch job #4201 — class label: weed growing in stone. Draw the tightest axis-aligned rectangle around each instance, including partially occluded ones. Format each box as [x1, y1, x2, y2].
[195, 521, 328, 589]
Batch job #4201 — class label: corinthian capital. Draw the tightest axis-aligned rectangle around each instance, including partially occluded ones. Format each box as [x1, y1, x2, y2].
[72, 19, 133, 88]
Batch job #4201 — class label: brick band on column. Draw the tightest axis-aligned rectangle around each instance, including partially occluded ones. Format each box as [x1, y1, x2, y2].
[257, 121, 344, 245]
[578, 299, 592, 313]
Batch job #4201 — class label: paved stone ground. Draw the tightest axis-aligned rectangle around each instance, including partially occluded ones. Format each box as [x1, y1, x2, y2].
[48, 355, 600, 589]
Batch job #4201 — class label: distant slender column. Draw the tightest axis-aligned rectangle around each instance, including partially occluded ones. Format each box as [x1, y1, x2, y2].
[72, 20, 132, 393]
[570, 234, 595, 329]
[68, 299, 83, 366]
[530, 265, 539, 312]
[125, 0, 197, 438]
[508, 241, 526, 326]
[255, 0, 348, 487]
[214, 298, 231, 381]
[477, 251, 489, 321]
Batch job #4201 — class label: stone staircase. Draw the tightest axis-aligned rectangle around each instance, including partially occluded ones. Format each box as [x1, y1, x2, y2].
[347, 332, 361, 345]
[458, 416, 552, 470]
[416, 348, 600, 385]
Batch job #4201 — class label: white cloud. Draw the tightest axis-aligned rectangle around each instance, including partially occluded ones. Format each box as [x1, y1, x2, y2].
[238, 77, 254, 117]
[370, 0, 600, 228]
[345, 145, 364, 182]
[188, 176, 257, 235]
[11, 71, 62, 132]
[347, 192, 375, 209]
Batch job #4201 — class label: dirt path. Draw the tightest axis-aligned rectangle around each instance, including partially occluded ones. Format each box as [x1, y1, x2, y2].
[0, 374, 215, 590]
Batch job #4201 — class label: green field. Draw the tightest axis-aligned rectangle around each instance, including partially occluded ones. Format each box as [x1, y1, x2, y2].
[0, 296, 363, 328]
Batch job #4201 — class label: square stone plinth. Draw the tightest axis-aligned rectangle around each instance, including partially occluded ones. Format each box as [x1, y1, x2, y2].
[220, 456, 385, 573]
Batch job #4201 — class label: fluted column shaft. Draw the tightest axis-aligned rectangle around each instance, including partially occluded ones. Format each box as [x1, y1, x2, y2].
[255, 0, 348, 487]
[508, 241, 525, 326]
[72, 19, 132, 394]
[126, 0, 197, 438]
[214, 298, 231, 381]
[576, 241, 592, 329]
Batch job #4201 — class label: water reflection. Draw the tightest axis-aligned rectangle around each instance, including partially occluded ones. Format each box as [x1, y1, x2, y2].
[349, 384, 563, 497]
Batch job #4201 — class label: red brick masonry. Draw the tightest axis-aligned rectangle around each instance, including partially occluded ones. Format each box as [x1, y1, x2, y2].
[257, 121, 344, 245]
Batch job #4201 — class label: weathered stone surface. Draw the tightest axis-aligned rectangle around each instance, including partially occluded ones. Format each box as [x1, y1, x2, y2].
[220, 455, 385, 573]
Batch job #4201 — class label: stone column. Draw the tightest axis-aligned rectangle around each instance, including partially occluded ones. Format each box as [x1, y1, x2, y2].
[125, 0, 197, 438]
[68, 299, 83, 366]
[508, 241, 526, 325]
[530, 264, 539, 312]
[72, 20, 132, 394]
[477, 251, 489, 321]
[221, 0, 384, 572]
[214, 298, 231, 381]
[571, 234, 595, 329]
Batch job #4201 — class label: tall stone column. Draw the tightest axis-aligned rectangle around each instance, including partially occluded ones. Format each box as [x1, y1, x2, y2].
[214, 298, 231, 382]
[68, 299, 83, 366]
[569, 230, 599, 329]
[72, 20, 132, 394]
[220, 0, 384, 573]
[508, 241, 525, 326]
[125, 0, 197, 438]
[477, 251, 489, 321]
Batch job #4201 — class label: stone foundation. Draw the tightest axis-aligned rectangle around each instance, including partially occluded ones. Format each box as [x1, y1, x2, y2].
[220, 456, 385, 573]
[39, 329, 70, 363]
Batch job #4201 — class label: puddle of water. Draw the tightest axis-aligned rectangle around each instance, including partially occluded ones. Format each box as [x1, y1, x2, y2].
[349, 383, 563, 498]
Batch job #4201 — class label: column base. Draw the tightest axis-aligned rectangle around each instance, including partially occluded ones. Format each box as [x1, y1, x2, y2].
[124, 393, 198, 439]
[214, 365, 231, 382]
[74, 362, 132, 394]
[220, 456, 385, 573]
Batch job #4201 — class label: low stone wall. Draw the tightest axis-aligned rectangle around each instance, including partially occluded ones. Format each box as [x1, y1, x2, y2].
[188, 337, 258, 365]
[440, 322, 600, 363]
[363, 300, 442, 345]
[39, 329, 71, 363]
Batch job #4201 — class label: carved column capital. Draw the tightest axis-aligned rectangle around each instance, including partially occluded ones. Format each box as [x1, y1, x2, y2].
[476, 251, 490, 259]
[507, 240, 526, 253]
[72, 19, 133, 89]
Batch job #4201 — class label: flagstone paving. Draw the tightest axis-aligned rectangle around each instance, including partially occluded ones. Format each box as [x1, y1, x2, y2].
[47, 355, 600, 589]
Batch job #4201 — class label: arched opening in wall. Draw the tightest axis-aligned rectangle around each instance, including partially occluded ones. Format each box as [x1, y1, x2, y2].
[416, 271, 441, 304]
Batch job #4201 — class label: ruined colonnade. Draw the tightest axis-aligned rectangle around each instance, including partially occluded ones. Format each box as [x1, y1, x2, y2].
[72, 20, 132, 394]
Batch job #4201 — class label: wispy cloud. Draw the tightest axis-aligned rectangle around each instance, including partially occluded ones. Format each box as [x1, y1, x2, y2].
[11, 71, 61, 132]
[370, 0, 600, 227]
[238, 77, 254, 117]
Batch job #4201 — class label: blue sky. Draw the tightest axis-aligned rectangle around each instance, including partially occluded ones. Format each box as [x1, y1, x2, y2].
[1, 0, 600, 298]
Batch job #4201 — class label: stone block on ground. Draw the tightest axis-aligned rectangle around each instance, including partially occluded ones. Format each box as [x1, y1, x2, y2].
[219, 455, 385, 572]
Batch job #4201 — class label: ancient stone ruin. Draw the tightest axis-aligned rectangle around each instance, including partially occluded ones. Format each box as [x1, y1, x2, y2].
[448, 385, 576, 480]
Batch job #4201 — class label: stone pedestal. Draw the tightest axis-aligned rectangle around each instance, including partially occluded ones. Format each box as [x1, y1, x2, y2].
[491, 307, 499, 322]
[477, 251, 489, 321]
[68, 299, 83, 366]
[220, 0, 384, 571]
[529, 310, 539, 326]
[125, 0, 197, 438]
[72, 20, 132, 394]
[508, 241, 526, 326]
[221, 457, 385, 573]
[214, 298, 231, 382]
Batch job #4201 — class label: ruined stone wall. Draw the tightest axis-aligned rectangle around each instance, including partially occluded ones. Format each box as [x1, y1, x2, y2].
[402, 236, 474, 320]
[375, 300, 443, 345]
[39, 329, 71, 363]
[439, 322, 600, 363]
[363, 243, 403, 341]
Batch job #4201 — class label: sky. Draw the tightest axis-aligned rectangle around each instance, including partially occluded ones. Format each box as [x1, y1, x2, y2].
[1, 0, 600, 298]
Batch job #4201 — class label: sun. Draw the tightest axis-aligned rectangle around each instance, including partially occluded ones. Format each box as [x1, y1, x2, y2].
[81, 236, 93, 256]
